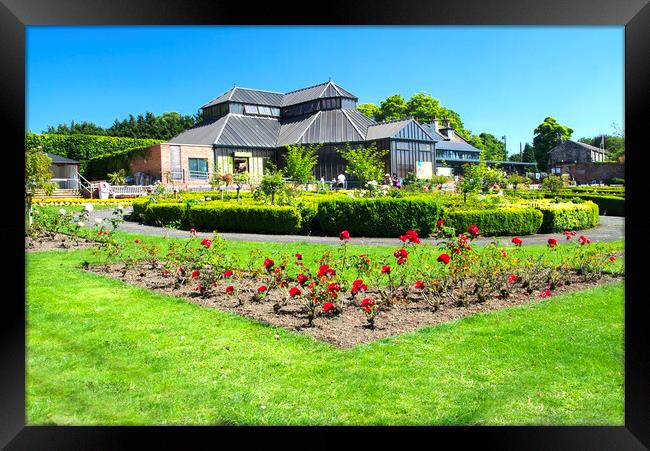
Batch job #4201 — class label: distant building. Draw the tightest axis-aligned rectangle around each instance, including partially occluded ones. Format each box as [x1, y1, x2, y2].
[547, 139, 622, 183]
[46, 152, 79, 189]
[130, 80, 534, 187]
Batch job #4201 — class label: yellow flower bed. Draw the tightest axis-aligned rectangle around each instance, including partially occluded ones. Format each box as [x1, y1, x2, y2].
[33, 198, 134, 206]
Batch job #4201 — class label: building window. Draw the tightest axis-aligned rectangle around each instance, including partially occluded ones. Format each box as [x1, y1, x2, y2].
[244, 104, 259, 115]
[188, 158, 209, 180]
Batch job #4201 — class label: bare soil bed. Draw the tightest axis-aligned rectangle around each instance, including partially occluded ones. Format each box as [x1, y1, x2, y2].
[86, 261, 623, 348]
[25, 233, 99, 252]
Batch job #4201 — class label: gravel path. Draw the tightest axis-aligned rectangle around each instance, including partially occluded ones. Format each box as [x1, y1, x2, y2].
[92, 207, 624, 247]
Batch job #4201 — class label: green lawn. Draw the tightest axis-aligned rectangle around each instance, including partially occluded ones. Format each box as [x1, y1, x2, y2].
[26, 240, 624, 425]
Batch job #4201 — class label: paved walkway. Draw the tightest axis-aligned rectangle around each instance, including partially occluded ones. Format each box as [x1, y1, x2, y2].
[92, 207, 624, 247]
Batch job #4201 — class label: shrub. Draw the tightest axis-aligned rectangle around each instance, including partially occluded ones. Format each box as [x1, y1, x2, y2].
[609, 177, 625, 185]
[527, 201, 599, 232]
[444, 207, 543, 236]
[555, 194, 624, 217]
[143, 202, 188, 227]
[189, 204, 302, 234]
[316, 197, 443, 237]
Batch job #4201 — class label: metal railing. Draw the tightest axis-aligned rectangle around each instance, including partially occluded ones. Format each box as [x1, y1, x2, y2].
[110, 185, 153, 197]
[188, 170, 210, 181]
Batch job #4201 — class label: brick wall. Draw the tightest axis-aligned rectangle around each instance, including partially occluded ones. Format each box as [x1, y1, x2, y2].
[555, 162, 624, 184]
[131, 143, 215, 188]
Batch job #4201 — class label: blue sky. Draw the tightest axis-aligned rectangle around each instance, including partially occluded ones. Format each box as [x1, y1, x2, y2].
[26, 26, 623, 155]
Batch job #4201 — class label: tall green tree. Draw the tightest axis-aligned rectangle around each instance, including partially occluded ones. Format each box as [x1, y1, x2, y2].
[377, 94, 408, 121]
[25, 147, 55, 226]
[533, 117, 574, 171]
[337, 143, 389, 184]
[283, 144, 320, 186]
[357, 103, 381, 120]
[472, 133, 506, 161]
[522, 143, 536, 163]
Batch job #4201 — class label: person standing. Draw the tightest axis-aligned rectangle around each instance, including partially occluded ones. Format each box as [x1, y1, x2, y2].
[337, 172, 346, 189]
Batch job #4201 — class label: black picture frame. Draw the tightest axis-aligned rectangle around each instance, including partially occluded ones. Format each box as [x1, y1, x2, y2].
[4, 0, 648, 448]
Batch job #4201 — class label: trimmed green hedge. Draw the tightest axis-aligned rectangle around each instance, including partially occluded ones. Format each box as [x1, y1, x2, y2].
[142, 202, 189, 227]
[189, 204, 302, 234]
[316, 197, 443, 237]
[528, 201, 599, 233]
[444, 207, 543, 237]
[556, 194, 624, 217]
[25, 133, 162, 167]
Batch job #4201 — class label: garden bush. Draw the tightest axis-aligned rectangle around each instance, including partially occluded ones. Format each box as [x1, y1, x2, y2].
[554, 194, 624, 217]
[444, 207, 543, 236]
[189, 203, 302, 234]
[142, 202, 189, 227]
[526, 201, 599, 233]
[316, 197, 443, 237]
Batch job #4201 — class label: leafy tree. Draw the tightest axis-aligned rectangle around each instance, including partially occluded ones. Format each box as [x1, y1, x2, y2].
[405, 92, 440, 122]
[473, 133, 506, 162]
[25, 147, 55, 226]
[457, 165, 482, 203]
[283, 144, 320, 186]
[542, 175, 565, 193]
[377, 94, 408, 121]
[522, 143, 537, 163]
[357, 103, 381, 120]
[259, 170, 286, 205]
[337, 143, 389, 185]
[533, 117, 574, 171]
[46, 120, 107, 135]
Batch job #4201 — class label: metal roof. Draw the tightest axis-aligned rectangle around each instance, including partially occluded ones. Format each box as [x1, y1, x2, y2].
[277, 114, 319, 146]
[202, 87, 284, 108]
[168, 115, 229, 145]
[552, 139, 605, 154]
[366, 118, 436, 141]
[46, 152, 78, 164]
[282, 81, 358, 106]
[216, 114, 280, 148]
[299, 110, 366, 144]
[435, 140, 482, 152]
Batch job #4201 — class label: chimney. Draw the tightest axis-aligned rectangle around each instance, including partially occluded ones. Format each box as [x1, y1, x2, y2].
[443, 116, 451, 128]
[431, 115, 439, 133]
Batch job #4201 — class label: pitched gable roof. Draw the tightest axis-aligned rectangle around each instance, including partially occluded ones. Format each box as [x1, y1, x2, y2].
[366, 118, 436, 141]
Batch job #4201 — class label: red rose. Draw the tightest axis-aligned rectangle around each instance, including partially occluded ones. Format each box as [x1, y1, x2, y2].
[381, 265, 391, 274]
[134, 239, 140, 244]
[437, 219, 445, 228]
[297, 273, 309, 285]
[339, 230, 350, 241]
[323, 302, 336, 313]
[609, 256, 616, 262]
[501, 250, 507, 257]
[289, 286, 301, 297]
[307, 282, 316, 290]
[511, 237, 523, 246]
[317, 264, 330, 277]
[257, 285, 267, 293]
[351, 279, 368, 294]
[263, 258, 274, 270]
[361, 298, 375, 307]
[295, 253, 302, 260]
[162, 269, 170, 277]
[397, 257, 407, 265]
[190, 228, 197, 235]
[200, 239, 212, 248]
[191, 270, 200, 279]
[393, 249, 408, 259]
[327, 283, 341, 292]
[274, 267, 281, 274]
[540, 289, 551, 298]
[399, 229, 421, 244]
[437, 253, 451, 265]
[578, 235, 591, 245]
[507, 274, 518, 284]
[414, 280, 425, 289]
[466, 224, 479, 237]
[223, 270, 233, 278]
[225, 285, 234, 295]
[361, 306, 372, 314]
[566, 235, 572, 240]
[547, 238, 558, 248]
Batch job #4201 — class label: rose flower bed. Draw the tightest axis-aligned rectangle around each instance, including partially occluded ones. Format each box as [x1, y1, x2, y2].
[84, 221, 623, 348]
